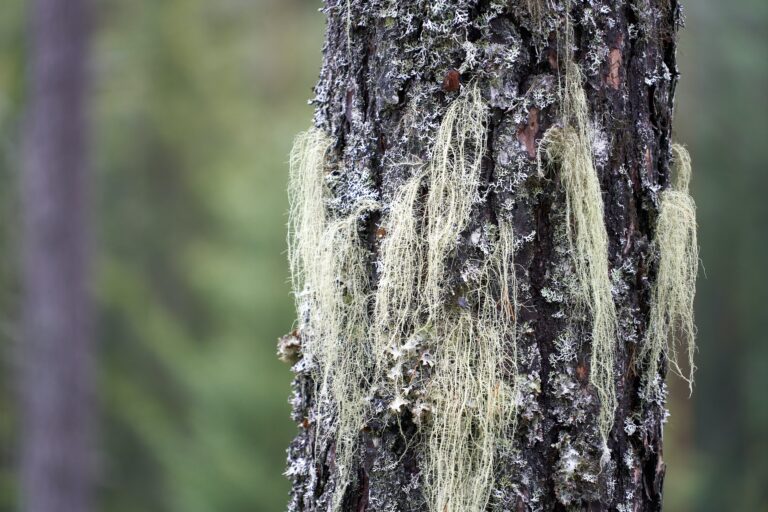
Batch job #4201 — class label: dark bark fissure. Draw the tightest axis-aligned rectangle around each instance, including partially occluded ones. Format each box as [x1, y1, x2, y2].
[287, 1, 681, 510]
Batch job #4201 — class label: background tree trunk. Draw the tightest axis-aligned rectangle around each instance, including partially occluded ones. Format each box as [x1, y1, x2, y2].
[287, 1, 679, 510]
[19, 0, 93, 511]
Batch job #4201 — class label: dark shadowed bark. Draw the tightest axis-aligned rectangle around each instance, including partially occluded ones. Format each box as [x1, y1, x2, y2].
[286, 1, 680, 510]
[19, 0, 93, 511]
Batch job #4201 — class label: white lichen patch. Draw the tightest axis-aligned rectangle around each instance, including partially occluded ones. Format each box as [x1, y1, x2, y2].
[541, 286, 566, 304]
[552, 433, 602, 505]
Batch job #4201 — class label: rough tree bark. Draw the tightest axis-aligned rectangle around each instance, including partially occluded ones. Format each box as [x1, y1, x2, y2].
[286, 1, 680, 510]
[19, 0, 93, 511]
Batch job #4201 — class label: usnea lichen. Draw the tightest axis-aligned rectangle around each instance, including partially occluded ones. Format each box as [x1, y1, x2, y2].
[289, 90, 520, 511]
[373, 172, 425, 383]
[287, 128, 333, 299]
[311, 200, 379, 509]
[540, 62, 619, 445]
[283, 0, 689, 509]
[288, 128, 379, 508]
[288, 57, 679, 508]
[639, 144, 698, 394]
[422, 219, 518, 512]
[422, 90, 514, 512]
[423, 86, 487, 315]
[373, 89, 518, 511]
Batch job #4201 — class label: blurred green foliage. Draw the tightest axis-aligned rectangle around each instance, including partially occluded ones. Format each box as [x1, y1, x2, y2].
[0, 0, 766, 511]
[2, 0, 323, 510]
[91, 1, 322, 510]
[664, 1, 768, 510]
[0, 0, 23, 506]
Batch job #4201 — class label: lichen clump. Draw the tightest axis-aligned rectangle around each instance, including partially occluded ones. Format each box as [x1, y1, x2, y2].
[287, 128, 378, 507]
[540, 62, 619, 445]
[286, 67, 693, 510]
[373, 172, 425, 380]
[289, 89, 520, 512]
[422, 219, 518, 512]
[639, 144, 698, 394]
[374, 88, 518, 512]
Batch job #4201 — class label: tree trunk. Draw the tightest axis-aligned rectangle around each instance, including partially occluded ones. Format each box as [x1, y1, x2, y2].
[19, 0, 93, 511]
[286, 1, 680, 510]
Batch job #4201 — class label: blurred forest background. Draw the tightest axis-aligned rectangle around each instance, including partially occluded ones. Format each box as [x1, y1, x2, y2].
[0, 0, 765, 511]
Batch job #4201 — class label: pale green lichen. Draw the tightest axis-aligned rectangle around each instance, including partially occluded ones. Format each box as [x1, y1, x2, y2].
[289, 93, 520, 510]
[423, 219, 518, 512]
[420, 90, 517, 512]
[310, 200, 378, 510]
[423, 86, 487, 315]
[540, 62, 619, 445]
[371, 88, 519, 511]
[639, 144, 698, 395]
[287, 128, 333, 301]
[288, 128, 379, 509]
[373, 171, 425, 384]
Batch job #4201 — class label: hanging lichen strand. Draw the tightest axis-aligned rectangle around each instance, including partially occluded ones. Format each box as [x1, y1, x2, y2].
[423, 86, 487, 315]
[372, 89, 518, 512]
[372, 171, 425, 381]
[289, 89, 519, 511]
[287, 128, 378, 508]
[523, 0, 549, 28]
[639, 144, 698, 395]
[541, 62, 619, 444]
[423, 90, 513, 512]
[422, 220, 518, 512]
[287, 128, 333, 299]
